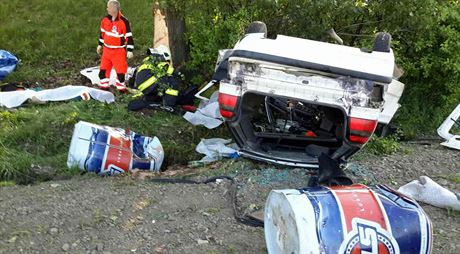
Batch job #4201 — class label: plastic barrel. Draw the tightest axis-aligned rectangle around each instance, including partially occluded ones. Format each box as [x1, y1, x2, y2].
[264, 184, 432, 254]
[67, 121, 164, 175]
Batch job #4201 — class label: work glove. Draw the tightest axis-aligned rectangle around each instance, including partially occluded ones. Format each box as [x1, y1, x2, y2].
[127, 51, 134, 59]
[97, 45, 102, 55]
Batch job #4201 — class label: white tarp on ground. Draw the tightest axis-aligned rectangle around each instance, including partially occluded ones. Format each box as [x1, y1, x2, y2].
[80, 66, 135, 86]
[398, 176, 460, 211]
[0, 85, 114, 108]
[183, 91, 223, 129]
[195, 138, 237, 162]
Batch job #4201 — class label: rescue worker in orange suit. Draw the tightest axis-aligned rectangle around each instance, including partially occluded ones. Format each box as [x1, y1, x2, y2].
[96, 0, 134, 91]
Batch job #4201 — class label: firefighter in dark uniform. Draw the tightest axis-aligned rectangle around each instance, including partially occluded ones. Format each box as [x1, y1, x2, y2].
[128, 45, 193, 111]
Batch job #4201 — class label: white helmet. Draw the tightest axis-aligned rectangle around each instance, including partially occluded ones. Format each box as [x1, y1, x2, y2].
[157, 45, 171, 61]
[147, 44, 171, 62]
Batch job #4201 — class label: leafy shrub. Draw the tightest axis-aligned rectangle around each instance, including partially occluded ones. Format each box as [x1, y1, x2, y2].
[364, 135, 401, 155]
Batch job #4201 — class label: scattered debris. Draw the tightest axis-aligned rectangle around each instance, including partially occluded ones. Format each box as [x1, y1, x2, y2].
[398, 176, 460, 211]
[313, 153, 352, 186]
[29, 164, 56, 182]
[80, 66, 135, 87]
[0, 85, 114, 108]
[154, 245, 167, 254]
[67, 121, 164, 175]
[187, 160, 214, 168]
[62, 243, 70, 252]
[49, 228, 58, 235]
[195, 138, 238, 163]
[161, 165, 201, 177]
[197, 239, 209, 245]
[130, 169, 158, 181]
[183, 91, 223, 129]
[7, 236, 17, 243]
[0, 83, 24, 92]
[437, 103, 460, 150]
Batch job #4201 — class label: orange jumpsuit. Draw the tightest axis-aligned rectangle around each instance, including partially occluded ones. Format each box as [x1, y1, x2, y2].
[98, 11, 134, 90]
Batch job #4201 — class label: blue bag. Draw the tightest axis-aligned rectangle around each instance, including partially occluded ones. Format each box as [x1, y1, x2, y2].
[0, 50, 19, 81]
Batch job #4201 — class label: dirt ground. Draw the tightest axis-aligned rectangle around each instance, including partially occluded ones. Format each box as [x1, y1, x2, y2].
[0, 142, 459, 254]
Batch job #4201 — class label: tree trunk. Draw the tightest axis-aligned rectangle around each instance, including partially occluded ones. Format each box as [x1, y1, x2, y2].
[153, 3, 186, 67]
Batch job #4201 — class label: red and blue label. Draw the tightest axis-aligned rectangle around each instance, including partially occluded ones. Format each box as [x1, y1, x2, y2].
[84, 127, 156, 175]
[300, 184, 432, 254]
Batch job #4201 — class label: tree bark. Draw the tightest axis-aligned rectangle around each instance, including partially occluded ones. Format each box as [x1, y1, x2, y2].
[153, 3, 186, 67]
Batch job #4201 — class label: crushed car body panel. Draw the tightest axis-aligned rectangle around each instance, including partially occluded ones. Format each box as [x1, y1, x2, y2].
[437, 104, 460, 150]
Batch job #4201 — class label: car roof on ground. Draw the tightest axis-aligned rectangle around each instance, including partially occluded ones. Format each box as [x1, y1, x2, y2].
[232, 33, 395, 83]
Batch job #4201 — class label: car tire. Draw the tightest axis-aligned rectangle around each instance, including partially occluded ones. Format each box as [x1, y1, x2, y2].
[245, 21, 267, 37]
[373, 32, 391, 53]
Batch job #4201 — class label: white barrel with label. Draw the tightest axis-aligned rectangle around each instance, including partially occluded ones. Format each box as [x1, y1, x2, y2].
[67, 121, 164, 175]
[264, 184, 432, 254]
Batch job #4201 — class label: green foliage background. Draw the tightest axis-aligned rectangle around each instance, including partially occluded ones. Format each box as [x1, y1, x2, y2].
[172, 0, 460, 135]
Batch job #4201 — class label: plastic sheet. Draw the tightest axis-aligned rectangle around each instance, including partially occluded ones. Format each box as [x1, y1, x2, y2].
[0, 85, 114, 108]
[195, 138, 237, 162]
[183, 91, 223, 129]
[80, 66, 135, 86]
[398, 176, 460, 211]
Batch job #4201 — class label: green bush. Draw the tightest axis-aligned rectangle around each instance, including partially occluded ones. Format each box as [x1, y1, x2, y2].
[363, 135, 401, 155]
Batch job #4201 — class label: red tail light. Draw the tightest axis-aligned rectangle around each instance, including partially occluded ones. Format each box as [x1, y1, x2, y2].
[218, 93, 239, 118]
[348, 117, 378, 144]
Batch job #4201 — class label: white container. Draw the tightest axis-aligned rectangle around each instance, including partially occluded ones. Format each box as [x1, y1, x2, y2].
[264, 184, 432, 254]
[67, 121, 164, 175]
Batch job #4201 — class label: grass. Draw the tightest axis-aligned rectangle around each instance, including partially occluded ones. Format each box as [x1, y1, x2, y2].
[0, 0, 155, 82]
[447, 209, 460, 218]
[450, 172, 460, 184]
[0, 181, 16, 187]
[0, 99, 229, 182]
[439, 172, 460, 184]
[0, 1, 233, 183]
[360, 135, 401, 155]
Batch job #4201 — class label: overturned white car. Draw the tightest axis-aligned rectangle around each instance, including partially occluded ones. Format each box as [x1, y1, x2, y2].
[210, 23, 404, 168]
